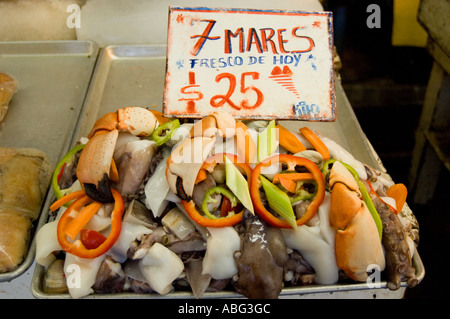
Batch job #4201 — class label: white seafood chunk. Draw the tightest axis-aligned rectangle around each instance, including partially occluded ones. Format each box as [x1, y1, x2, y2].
[64, 253, 106, 299]
[144, 149, 170, 218]
[35, 220, 61, 268]
[202, 226, 240, 280]
[139, 242, 184, 295]
[321, 136, 367, 180]
[317, 193, 335, 247]
[282, 194, 339, 285]
[111, 221, 153, 262]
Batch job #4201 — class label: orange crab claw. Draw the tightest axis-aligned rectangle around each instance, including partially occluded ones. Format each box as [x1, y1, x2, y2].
[77, 107, 158, 202]
[329, 161, 385, 282]
[77, 129, 118, 202]
[165, 111, 236, 201]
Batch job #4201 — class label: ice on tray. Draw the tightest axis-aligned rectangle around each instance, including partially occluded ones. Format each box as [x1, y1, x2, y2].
[76, 0, 323, 47]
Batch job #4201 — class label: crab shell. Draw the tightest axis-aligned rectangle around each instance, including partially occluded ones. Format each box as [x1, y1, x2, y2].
[329, 161, 385, 282]
[165, 111, 255, 200]
[76, 107, 158, 202]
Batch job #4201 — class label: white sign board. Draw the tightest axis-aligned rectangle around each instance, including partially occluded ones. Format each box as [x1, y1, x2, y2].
[163, 7, 335, 121]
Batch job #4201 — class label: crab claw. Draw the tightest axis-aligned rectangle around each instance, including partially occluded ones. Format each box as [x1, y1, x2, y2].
[166, 111, 236, 201]
[166, 136, 216, 200]
[77, 129, 118, 203]
[88, 106, 158, 138]
[77, 107, 158, 202]
[329, 161, 385, 282]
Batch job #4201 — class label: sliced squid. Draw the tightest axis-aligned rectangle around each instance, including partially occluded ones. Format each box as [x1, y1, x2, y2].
[138, 242, 184, 295]
[282, 193, 339, 285]
[64, 253, 106, 299]
[144, 148, 170, 218]
[202, 226, 240, 280]
[35, 220, 61, 268]
[110, 221, 153, 262]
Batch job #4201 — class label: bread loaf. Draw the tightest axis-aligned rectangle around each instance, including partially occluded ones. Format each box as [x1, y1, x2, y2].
[0, 72, 17, 122]
[0, 147, 52, 272]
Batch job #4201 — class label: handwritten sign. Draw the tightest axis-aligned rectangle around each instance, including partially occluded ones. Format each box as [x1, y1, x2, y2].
[163, 7, 335, 121]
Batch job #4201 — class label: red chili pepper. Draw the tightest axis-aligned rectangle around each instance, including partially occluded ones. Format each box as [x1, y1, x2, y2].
[52, 188, 124, 259]
[182, 153, 252, 228]
[250, 154, 325, 228]
[57, 163, 66, 184]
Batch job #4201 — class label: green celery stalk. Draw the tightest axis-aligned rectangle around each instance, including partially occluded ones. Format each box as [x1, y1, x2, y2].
[224, 155, 254, 214]
[260, 175, 297, 229]
[358, 181, 383, 239]
[257, 120, 277, 163]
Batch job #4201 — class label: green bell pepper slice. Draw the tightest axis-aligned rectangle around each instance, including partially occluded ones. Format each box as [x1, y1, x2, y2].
[202, 186, 239, 220]
[52, 144, 85, 200]
[152, 119, 180, 146]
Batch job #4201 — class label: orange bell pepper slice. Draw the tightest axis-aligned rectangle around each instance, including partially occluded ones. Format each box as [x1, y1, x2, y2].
[299, 127, 330, 161]
[386, 183, 407, 213]
[272, 172, 314, 193]
[150, 110, 170, 125]
[251, 154, 325, 228]
[276, 124, 307, 154]
[183, 153, 252, 228]
[52, 188, 125, 259]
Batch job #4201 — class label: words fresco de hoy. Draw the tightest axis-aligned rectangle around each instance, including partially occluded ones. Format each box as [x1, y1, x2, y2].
[163, 7, 336, 121]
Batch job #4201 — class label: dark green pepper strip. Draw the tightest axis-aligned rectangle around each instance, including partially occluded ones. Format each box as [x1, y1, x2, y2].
[152, 119, 180, 146]
[322, 158, 383, 239]
[52, 144, 85, 200]
[202, 186, 238, 220]
[289, 182, 316, 203]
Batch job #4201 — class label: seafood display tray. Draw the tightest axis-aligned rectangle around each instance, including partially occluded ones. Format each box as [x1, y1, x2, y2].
[0, 41, 99, 283]
[31, 44, 424, 299]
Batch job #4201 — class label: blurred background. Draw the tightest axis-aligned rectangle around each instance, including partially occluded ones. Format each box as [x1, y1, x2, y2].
[0, 0, 448, 299]
[322, 0, 449, 299]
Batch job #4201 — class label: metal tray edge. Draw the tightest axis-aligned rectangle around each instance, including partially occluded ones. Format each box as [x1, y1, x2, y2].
[31, 247, 425, 299]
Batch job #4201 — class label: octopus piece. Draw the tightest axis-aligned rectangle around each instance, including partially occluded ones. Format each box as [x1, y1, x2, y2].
[113, 134, 157, 198]
[370, 194, 418, 290]
[283, 250, 316, 285]
[233, 212, 286, 299]
[93, 256, 126, 293]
